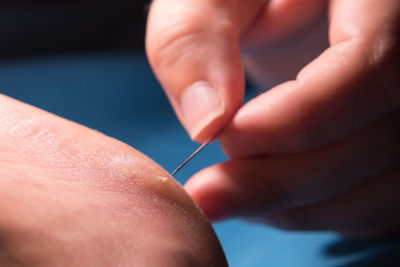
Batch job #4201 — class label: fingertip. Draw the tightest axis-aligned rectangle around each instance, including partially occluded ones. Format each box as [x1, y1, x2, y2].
[184, 166, 236, 222]
[180, 81, 228, 142]
[146, 0, 247, 142]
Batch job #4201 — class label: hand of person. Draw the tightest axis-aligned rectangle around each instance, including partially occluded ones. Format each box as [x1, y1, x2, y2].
[0, 94, 227, 266]
[146, 0, 400, 237]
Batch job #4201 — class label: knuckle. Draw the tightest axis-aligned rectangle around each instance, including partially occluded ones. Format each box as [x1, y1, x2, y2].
[147, 21, 212, 91]
[147, 20, 200, 68]
[146, 10, 234, 71]
[149, 30, 205, 75]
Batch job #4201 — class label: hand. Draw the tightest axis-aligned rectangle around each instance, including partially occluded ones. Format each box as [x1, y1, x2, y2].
[0, 94, 227, 266]
[146, 0, 400, 237]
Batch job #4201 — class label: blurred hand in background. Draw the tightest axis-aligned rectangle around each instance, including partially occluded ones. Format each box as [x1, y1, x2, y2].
[146, 0, 400, 237]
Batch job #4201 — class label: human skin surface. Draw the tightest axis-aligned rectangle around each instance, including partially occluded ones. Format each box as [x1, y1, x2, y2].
[0, 94, 227, 266]
[146, 0, 400, 237]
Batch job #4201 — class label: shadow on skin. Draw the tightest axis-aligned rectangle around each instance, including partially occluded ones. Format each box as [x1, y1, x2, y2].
[324, 234, 400, 267]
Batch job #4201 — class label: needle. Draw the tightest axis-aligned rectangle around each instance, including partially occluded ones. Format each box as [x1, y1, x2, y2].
[171, 132, 219, 176]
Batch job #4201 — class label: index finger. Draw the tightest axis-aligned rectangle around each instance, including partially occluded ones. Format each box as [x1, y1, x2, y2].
[222, 0, 400, 156]
[146, 0, 265, 141]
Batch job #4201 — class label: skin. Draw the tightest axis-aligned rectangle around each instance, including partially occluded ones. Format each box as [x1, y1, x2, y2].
[0, 94, 227, 266]
[146, 0, 400, 237]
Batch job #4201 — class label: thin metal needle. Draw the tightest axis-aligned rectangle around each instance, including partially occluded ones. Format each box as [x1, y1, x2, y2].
[171, 135, 216, 176]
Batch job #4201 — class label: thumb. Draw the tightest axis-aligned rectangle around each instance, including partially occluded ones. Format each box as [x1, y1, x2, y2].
[146, 0, 265, 141]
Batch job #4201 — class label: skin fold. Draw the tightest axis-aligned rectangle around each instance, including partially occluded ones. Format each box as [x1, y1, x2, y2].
[0, 94, 227, 267]
[146, 0, 400, 237]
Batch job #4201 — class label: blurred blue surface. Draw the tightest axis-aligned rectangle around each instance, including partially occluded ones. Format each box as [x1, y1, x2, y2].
[1, 53, 399, 267]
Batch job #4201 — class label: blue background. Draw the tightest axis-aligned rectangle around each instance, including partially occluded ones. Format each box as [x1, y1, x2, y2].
[1, 53, 399, 266]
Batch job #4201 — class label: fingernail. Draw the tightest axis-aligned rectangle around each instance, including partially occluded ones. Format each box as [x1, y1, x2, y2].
[180, 81, 225, 140]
